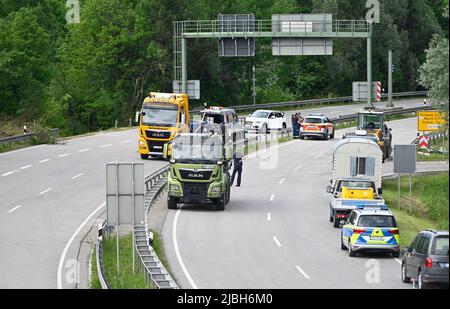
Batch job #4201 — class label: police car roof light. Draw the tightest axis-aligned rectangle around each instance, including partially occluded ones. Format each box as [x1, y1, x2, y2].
[357, 204, 389, 210]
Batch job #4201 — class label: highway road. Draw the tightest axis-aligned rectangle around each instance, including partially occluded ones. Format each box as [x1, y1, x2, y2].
[161, 117, 426, 289]
[0, 98, 427, 288]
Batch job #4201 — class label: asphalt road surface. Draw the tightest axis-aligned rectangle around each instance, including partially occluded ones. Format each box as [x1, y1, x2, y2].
[0, 98, 428, 288]
[161, 117, 428, 289]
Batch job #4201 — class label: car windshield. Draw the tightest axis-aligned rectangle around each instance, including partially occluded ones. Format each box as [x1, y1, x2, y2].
[304, 118, 324, 124]
[431, 236, 449, 256]
[172, 135, 224, 163]
[202, 113, 225, 124]
[358, 215, 396, 227]
[142, 104, 178, 127]
[251, 111, 270, 118]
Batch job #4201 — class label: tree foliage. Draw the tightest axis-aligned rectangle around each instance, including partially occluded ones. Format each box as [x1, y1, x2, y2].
[0, 0, 448, 134]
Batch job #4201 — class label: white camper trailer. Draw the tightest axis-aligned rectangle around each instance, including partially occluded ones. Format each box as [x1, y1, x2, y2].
[327, 138, 385, 227]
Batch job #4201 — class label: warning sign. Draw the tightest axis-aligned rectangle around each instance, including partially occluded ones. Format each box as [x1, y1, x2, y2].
[418, 110, 445, 132]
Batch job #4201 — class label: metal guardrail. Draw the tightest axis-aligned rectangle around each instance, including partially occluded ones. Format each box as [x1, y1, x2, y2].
[0, 128, 60, 145]
[191, 91, 427, 113]
[96, 222, 110, 289]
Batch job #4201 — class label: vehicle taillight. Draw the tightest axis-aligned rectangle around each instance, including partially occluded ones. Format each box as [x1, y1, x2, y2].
[389, 229, 399, 235]
[353, 228, 366, 234]
[426, 258, 433, 268]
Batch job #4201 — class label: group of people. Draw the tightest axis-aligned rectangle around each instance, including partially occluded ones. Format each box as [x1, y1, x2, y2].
[292, 112, 304, 138]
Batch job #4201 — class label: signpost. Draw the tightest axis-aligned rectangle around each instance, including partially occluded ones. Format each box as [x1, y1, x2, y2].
[394, 145, 416, 214]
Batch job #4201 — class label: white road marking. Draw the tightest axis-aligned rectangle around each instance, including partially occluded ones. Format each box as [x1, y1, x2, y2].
[20, 165, 32, 170]
[39, 159, 50, 163]
[173, 208, 198, 289]
[313, 154, 323, 159]
[269, 194, 275, 202]
[273, 236, 282, 247]
[78, 149, 90, 153]
[279, 178, 286, 185]
[71, 173, 84, 180]
[267, 213, 272, 222]
[39, 188, 53, 196]
[295, 265, 311, 280]
[8, 205, 22, 213]
[395, 258, 402, 265]
[57, 202, 106, 289]
[2, 171, 14, 177]
[98, 144, 112, 148]
[294, 164, 303, 171]
[58, 153, 70, 158]
[120, 140, 132, 144]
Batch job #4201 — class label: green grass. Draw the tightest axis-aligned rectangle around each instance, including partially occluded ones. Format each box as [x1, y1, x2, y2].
[100, 233, 154, 289]
[0, 141, 32, 153]
[417, 135, 449, 162]
[90, 247, 102, 289]
[382, 173, 449, 247]
[151, 231, 173, 278]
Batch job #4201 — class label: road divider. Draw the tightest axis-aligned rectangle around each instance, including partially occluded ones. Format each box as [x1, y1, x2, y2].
[20, 165, 32, 170]
[71, 173, 84, 180]
[58, 153, 70, 158]
[39, 159, 50, 163]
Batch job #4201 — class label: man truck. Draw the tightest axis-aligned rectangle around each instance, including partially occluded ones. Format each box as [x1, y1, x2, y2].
[327, 137, 385, 227]
[136, 92, 190, 159]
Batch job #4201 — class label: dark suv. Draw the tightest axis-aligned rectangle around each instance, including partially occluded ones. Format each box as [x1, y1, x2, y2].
[401, 230, 449, 289]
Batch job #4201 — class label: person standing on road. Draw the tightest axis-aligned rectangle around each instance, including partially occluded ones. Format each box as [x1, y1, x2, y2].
[292, 113, 300, 138]
[231, 149, 244, 187]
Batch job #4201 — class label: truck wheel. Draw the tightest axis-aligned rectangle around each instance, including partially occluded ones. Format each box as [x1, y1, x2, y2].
[141, 154, 149, 160]
[216, 198, 225, 211]
[167, 197, 178, 209]
[333, 217, 341, 228]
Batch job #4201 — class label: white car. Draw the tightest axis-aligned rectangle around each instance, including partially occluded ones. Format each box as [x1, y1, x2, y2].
[245, 110, 288, 133]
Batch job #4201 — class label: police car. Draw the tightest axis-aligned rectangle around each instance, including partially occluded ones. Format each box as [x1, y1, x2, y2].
[340, 205, 400, 257]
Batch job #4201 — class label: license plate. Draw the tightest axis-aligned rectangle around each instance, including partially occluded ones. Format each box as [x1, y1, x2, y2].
[370, 237, 385, 241]
[153, 146, 162, 149]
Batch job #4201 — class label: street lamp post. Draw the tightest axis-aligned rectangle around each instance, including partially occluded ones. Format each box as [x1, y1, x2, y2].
[252, 65, 256, 105]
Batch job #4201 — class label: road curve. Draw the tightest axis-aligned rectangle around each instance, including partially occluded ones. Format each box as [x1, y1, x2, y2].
[162, 117, 420, 289]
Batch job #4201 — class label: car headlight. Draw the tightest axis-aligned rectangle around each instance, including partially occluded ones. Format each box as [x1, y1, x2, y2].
[211, 186, 221, 193]
[170, 184, 181, 191]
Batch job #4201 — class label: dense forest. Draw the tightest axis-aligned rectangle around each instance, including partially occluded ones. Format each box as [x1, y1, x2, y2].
[0, 0, 448, 135]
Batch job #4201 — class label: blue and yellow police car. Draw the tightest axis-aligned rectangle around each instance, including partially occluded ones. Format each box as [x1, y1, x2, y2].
[340, 205, 400, 257]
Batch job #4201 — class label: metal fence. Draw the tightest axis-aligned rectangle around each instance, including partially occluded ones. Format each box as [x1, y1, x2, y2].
[0, 128, 60, 145]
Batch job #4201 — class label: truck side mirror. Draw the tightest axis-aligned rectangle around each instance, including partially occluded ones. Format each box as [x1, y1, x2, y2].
[135, 111, 140, 123]
[326, 186, 333, 194]
[378, 188, 383, 195]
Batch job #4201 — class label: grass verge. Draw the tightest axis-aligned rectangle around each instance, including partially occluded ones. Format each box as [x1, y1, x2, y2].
[382, 172, 449, 247]
[100, 233, 154, 289]
[90, 247, 101, 289]
[417, 135, 449, 162]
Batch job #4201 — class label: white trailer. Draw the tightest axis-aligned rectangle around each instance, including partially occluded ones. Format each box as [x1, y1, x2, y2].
[327, 138, 385, 227]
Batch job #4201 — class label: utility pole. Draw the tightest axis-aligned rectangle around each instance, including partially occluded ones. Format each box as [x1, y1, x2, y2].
[387, 50, 394, 107]
[367, 22, 374, 109]
[252, 65, 256, 105]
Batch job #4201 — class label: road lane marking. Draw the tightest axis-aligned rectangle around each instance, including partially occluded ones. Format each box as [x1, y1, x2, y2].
[273, 236, 282, 247]
[57, 202, 106, 289]
[313, 154, 323, 159]
[269, 194, 275, 201]
[8, 205, 22, 213]
[173, 208, 199, 289]
[20, 165, 32, 170]
[2, 171, 14, 177]
[279, 178, 286, 185]
[78, 149, 90, 153]
[39, 159, 50, 163]
[267, 213, 272, 222]
[39, 188, 53, 196]
[98, 144, 112, 148]
[58, 153, 70, 158]
[295, 265, 311, 280]
[71, 173, 84, 180]
[395, 258, 402, 265]
[120, 140, 132, 144]
[294, 164, 303, 171]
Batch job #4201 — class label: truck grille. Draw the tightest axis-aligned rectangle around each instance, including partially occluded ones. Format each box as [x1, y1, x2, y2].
[182, 183, 209, 202]
[147, 141, 165, 153]
[179, 169, 213, 180]
[146, 130, 171, 139]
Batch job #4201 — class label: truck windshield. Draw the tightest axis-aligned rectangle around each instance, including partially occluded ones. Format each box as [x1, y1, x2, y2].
[358, 215, 396, 228]
[359, 114, 382, 130]
[172, 135, 224, 163]
[142, 104, 178, 127]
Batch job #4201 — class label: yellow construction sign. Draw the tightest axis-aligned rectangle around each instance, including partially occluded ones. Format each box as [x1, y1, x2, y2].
[418, 110, 445, 132]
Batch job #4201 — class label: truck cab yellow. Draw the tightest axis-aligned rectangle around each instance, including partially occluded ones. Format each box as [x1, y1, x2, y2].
[137, 92, 189, 159]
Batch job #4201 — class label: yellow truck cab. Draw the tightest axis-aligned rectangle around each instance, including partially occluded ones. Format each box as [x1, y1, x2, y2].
[136, 92, 189, 159]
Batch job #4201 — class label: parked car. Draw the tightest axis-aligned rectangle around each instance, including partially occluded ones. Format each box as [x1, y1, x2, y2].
[300, 114, 335, 140]
[401, 229, 449, 289]
[245, 110, 287, 134]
